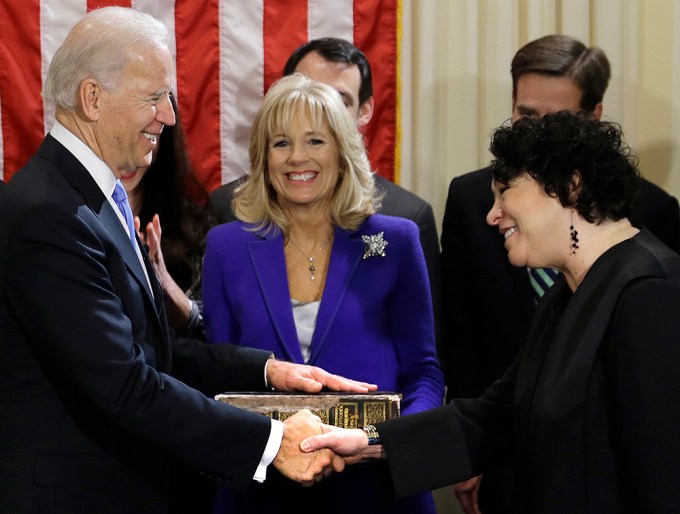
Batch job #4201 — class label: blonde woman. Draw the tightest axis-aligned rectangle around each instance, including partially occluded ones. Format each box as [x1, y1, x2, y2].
[203, 74, 444, 514]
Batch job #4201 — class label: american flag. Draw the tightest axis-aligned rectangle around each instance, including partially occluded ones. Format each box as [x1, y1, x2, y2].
[0, 0, 400, 191]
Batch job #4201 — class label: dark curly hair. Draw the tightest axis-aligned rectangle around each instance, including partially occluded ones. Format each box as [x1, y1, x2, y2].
[490, 111, 641, 223]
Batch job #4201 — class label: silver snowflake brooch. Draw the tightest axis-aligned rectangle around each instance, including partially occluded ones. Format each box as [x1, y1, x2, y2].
[362, 231, 388, 259]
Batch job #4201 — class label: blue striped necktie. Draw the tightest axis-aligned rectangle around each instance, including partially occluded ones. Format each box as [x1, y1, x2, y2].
[528, 267, 560, 303]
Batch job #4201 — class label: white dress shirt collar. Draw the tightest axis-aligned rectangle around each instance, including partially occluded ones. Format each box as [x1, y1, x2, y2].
[50, 119, 117, 199]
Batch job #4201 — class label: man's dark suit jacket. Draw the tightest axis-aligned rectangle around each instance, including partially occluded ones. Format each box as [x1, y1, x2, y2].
[210, 174, 443, 339]
[440, 166, 680, 511]
[0, 135, 277, 513]
[380, 230, 680, 513]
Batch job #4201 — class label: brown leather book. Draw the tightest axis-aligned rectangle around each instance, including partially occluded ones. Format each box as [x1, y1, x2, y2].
[214, 392, 401, 427]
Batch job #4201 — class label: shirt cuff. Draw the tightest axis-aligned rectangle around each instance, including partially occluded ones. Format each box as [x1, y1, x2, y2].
[263, 356, 275, 390]
[253, 419, 283, 483]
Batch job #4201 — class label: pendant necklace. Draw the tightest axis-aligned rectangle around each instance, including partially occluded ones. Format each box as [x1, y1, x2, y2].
[288, 234, 331, 281]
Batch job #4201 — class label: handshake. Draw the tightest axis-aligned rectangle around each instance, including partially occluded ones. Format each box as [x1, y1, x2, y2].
[273, 409, 385, 487]
[264, 359, 387, 486]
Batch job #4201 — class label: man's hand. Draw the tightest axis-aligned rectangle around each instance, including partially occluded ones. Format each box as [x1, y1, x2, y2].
[266, 359, 378, 393]
[300, 424, 385, 465]
[273, 410, 345, 486]
[454, 475, 483, 514]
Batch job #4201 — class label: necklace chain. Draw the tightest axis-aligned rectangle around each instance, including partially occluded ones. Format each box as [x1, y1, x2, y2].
[288, 234, 331, 281]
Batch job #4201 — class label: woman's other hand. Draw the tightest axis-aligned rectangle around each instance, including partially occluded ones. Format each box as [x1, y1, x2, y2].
[136, 214, 193, 330]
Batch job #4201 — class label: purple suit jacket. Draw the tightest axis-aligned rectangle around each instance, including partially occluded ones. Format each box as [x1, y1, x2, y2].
[203, 214, 444, 416]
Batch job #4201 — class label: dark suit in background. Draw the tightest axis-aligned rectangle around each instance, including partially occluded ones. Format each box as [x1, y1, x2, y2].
[0, 135, 278, 513]
[208, 176, 244, 224]
[210, 173, 443, 340]
[374, 174, 441, 306]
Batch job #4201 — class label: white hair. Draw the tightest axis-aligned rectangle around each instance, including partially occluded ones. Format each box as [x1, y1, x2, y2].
[43, 7, 170, 109]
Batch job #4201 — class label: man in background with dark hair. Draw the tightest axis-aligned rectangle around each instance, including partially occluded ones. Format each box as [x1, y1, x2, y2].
[211, 37, 442, 338]
[441, 34, 680, 514]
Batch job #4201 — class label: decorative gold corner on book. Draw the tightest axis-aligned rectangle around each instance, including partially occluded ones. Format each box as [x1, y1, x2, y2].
[214, 392, 401, 428]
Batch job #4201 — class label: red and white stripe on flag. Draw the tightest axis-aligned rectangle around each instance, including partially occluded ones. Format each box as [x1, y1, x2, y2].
[0, 0, 399, 190]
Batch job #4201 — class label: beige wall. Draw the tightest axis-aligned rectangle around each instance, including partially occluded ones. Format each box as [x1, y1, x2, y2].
[399, 0, 680, 238]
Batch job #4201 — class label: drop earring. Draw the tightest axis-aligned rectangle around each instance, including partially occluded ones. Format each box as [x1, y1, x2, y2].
[570, 212, 579, 254]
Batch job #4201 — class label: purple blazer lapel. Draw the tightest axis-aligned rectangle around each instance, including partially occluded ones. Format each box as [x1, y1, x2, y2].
[309, 226, 364, 363]
[248, 234, 304, 362]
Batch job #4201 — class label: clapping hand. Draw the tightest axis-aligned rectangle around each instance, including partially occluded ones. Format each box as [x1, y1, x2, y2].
[135, 214, 193, 329]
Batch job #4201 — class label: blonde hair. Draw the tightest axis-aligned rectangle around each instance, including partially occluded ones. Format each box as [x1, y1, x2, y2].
[234, 73, 379, 235]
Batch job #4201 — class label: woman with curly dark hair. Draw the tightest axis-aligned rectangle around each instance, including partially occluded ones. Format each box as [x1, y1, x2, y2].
[301, 111, 680, 513]
[122, 95, 215, 336]
[487, 111, 642, 275]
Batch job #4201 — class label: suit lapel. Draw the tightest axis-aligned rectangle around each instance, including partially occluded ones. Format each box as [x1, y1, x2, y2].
[98, 203, 157, 304]
[309, 226, 364, 363]
[138, 241, 171, 370]
[40, 134, 161, 322]
[249, 233, 302, 362]
[38, 135, 171, 372]
[139, 240, 165, 313]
